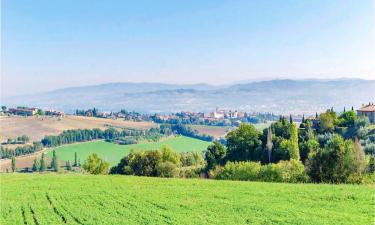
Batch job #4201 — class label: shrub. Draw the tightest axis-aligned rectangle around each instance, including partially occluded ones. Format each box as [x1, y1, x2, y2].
[215, 161, 261, 181]
[180, 166, 202, 178]
[211, 160, 308, 183]
[258, 164, 282, 182]
[273, 160, 308, 183]
[156, 162, 180, 178]
[83, 154, 109, 175]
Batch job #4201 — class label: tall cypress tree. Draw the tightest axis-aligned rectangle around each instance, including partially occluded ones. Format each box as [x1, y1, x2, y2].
[289, 123, 300, 161]
[11, 156, 16, 172]
[266, 127, 273, 163]
[74, 152, 78, 167]
[40, 153, 47, 172]
[32, 158, 40, 172]
[51, 150, 59, 172]
[289, 115, 293, 124]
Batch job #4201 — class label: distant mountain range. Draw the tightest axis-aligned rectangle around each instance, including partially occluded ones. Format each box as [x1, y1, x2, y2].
[2, 79, 374, 115]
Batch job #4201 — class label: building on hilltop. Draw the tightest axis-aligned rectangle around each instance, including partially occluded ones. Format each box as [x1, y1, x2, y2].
[8, 107, 38, 116]
[357, 103, 375, 124]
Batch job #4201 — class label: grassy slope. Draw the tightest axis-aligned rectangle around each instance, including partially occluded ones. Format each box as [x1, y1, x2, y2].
[47, 136, 211, 166]
[1, 174, 373, 225]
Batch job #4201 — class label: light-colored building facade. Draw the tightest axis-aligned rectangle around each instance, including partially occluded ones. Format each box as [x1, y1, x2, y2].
[357, 103, 375, 124]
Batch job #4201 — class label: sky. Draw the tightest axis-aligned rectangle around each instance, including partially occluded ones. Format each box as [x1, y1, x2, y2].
[1, 0, 374, 97]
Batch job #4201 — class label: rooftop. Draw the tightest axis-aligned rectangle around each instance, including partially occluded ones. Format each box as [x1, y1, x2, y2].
[357, 103, 375, 112]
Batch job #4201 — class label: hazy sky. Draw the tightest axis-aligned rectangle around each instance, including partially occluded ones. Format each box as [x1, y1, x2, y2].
[1, 0, 374, 97]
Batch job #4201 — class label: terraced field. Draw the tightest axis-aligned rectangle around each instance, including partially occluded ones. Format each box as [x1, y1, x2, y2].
[1, 174, 373, 225]
[46, 136, 211, 166]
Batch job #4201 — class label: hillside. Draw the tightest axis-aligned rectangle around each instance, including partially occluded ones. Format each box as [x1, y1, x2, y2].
[3, 79, 374, 114]
[1, 174, 373, 225]
[0, 136, 211, 171]
[45, 137, 211, 166]
[0, 115, 155, 142]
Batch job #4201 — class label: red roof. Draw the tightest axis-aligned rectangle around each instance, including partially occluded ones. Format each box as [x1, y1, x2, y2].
[357, 104, 375, 112]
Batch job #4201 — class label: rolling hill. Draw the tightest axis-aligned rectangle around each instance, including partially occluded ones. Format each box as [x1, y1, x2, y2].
[3, 79, 374, 114]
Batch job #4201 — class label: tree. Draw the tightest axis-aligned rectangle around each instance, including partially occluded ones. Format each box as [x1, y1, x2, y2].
[50, 150, 59, 172]
[11, 156, 16, 172]
[319, 111, 336, 133]
[226, 124, 262, 162]
[307, 135, 366, 183]
[83, 153, 109, 174]
[36, 109, 44, 116]
[205, 142, 227, 171]
[66, 160, 72, 171]
[32, 158, 40, 172]
[39, 153, 47, 172]
[161, 145, 181, 166]
[289, 115, 293, 124]
[74, 152, 78, 166]
[289, 123, 300, 161]
[266, 127, 273, 163]
[1, 106, 6, 111]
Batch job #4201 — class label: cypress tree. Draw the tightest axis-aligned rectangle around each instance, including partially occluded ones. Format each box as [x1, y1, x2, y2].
[266, 127, 273, 163]
[51, 150, 59, 172]
[40, 153, 47, 172]
[289, 114, 293, 124]
[302, 114, 305, 123]
[289, 123, 300, 161]
[66, 160, 72, 171]
[74, 152, 78, 166]
[32, 158, 40, 172]
[11, 156, 16, 172]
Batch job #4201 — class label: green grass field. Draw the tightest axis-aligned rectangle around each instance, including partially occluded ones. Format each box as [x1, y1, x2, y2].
[1, 174, 373, 225]
[47, 136, 211, 166]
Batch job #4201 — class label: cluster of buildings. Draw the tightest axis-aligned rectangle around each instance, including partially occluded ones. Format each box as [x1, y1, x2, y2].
[8, 107, 38, 116]
[5, 106, 64, 117]
[205, 108, 246, 120]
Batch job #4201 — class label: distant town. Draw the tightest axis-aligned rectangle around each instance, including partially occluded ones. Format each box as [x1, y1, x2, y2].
[2, 103, 374, 126]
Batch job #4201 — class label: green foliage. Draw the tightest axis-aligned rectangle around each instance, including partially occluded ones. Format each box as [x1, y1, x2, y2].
[32, 158, 40, 172]
[337, 110, 357, 127]
[307, 135, 367, 183]
[215, 161, 261, 181]
[289, 123, 300, 160]
[50, 150, 59, 172]
[156, 162, 180, 178]
[319, 111, 337, 133]
[161, 145, 181, 167]
[205, 142, 226, 171]
[83, 154, 109, 175]
[39, 153, 47, 172]
[111, 150, 162, 176]
[226, 123, 262, 162]
[11, 157, 16, 172]
[211, 160, 307, 183]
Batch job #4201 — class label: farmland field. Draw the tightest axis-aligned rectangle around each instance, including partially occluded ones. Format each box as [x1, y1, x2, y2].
[0, 115, 155, 142]
[46, 136, 211, 166]
[190, 122, 272, 139]
[1, 174, 373, 225]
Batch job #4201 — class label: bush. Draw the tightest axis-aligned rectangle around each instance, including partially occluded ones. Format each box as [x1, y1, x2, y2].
[83, 154, 109, 175]
[156, 162, 180, 178]
[180, 166, 202, 178]
[258, 164, 282, 182]
[211, 160, 308, 183]
[215, 161, 261, 181]
[273, 160, 308, 183]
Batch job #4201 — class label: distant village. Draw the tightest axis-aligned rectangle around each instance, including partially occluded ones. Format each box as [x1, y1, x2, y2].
[1, 103, 374, 126]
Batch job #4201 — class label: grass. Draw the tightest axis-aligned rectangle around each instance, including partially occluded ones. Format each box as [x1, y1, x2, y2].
[47, 136, 211, 166]
[1, 174, 373, 225]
